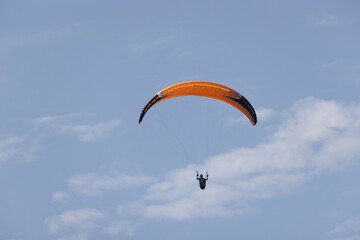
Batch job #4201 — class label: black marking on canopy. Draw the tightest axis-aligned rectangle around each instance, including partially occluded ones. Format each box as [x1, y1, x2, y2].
[138, 94, 165, 124]
[225, 95, 257, 125]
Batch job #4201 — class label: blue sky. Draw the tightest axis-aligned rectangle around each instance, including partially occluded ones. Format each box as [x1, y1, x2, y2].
[1, 1, 360, 239]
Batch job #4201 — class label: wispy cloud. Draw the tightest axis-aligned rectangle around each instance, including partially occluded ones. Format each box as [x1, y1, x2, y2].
[116, 98, 360, 221]
[0, 136, 38, 163]
[49, 172, 152, 237]
[155, 35, 175, 45]
[322, 59, 344, 69]
[331, 217, 360, 234]
[0, 27, 71, 54]
[345, 65, 360, 70]
[226, 107, 275, 126]
[66, 172, 155, 196]
[46, 209, 136, 239]
[52, 191, 70, 202]
[45, 208, 106, 234]
[321, 60, 360, 71]
[34, 113, 120, 142]
[333, 237, 360, 240]
[58, 120, 120, 142]
[331, 217, 360, 240]
[33, 113, 90, 125]
[352, 79, 360, 84]
[312, 16, 339, 27]
[102, 221, 135, 237]
[1, 113, 119, 164]
[56, 232, 89, 240]
[256, 107, 276, 121]
[129, 33, 177, 56]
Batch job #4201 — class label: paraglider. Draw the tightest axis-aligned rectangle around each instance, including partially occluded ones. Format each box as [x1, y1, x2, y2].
[138, 81, 257, 190]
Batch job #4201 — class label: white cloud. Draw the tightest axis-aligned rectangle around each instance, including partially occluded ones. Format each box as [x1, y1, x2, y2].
[226, 107, 275, 126]
[129, 33, 177, 57]
[0, 137, 23, 162]
[257, 107, 276, 121]
[345, 65, 360, 70]
[34, 113, 120, 142]
[117, 98, 360, 221]
[33, 113, 89, 125]
[52, 191, 70, 201]
[0, 136, 38, 163]
[57, 232, 89, 240]
[0, 28, 70, 54]
[58, 119, 120, 142]
[313, 16, 339, 27]
[1, 113, 118, 164]
[333, 236, 360, 240]
[322, 59, 344, 68]
[45, 208, 106, 234]
[67, 172, 155, 196]
[155, 35, 175, 45]
[352, 79, 360, 84]
[225, 116, 249, 126]
[102, 221, 135, 237]
[331, 218, 360, 234]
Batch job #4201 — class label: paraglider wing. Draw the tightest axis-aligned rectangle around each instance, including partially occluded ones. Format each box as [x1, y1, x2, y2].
[138, 81, 257, 126]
